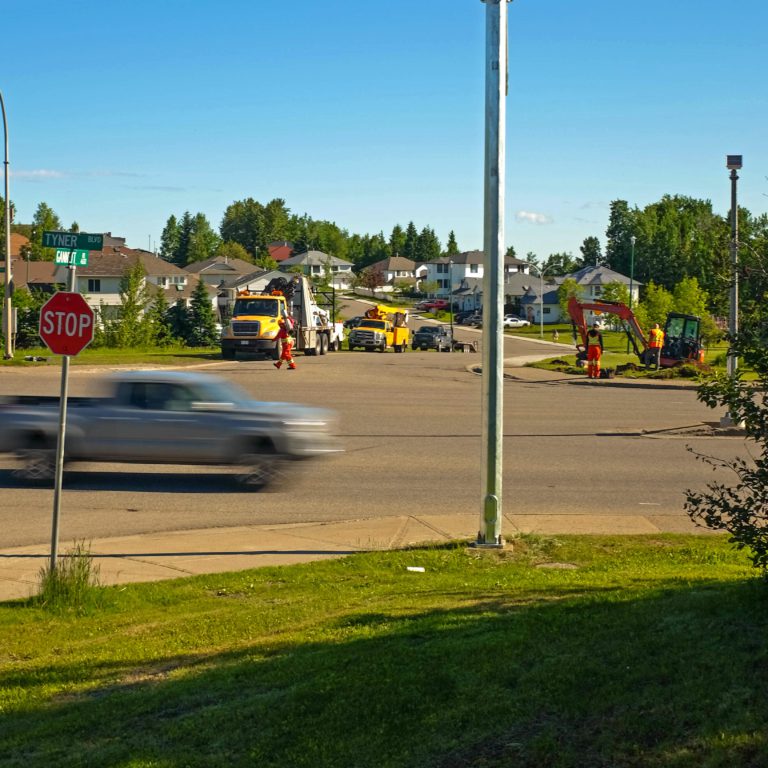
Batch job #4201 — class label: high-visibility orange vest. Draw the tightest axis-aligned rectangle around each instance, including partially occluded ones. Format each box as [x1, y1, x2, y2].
[649, 328, 664, 348]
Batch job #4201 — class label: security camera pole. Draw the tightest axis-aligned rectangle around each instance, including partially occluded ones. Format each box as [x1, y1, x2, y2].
[477, 0, 511, 547]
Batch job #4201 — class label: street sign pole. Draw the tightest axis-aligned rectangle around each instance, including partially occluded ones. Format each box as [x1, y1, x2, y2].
[49, 265, 77, 572]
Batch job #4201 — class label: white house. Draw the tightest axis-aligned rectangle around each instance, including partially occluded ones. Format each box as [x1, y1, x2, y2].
[418, 250, 529, 298]
[279, 250, 354, 290]
[53, 247, 217, 321]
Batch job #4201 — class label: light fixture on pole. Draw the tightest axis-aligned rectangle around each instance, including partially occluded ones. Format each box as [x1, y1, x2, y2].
[1, 91, 12, 360]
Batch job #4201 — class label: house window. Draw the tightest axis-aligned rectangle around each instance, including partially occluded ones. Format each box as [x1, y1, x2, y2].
[87, 279, 101, 292]
[157, 277, 168, 287]
[470, 264, 479, 273]
[593, 286, 602, 296]
[436, 263, 448, 273]
[543, 307, 551, 315]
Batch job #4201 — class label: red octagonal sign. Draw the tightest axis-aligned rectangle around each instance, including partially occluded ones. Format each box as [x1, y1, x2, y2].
[39, 292, 95, 356]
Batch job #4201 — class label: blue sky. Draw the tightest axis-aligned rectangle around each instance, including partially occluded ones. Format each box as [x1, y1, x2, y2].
[4, 0, 766, 259]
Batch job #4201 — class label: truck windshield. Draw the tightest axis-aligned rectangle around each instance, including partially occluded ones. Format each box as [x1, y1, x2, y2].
[234, 298, 279, 316]
[363, 320, 387, 330]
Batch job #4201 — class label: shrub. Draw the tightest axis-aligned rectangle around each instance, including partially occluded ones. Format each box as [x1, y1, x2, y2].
[685, 322, 768, 573]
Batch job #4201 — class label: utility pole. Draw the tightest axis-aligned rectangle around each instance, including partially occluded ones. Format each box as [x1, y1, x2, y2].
[477, 0, 511, 548]
[726, 155, 741, 379]
[1, 91, 12, 360]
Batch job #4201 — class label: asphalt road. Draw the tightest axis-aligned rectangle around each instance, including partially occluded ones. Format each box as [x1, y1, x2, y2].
[0, 301, 746, 547]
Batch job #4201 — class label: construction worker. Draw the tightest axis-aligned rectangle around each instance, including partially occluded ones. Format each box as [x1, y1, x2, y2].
[585, 321, 604, 379]
[274, 320, 297, 370]
[647, 322, 664, 370]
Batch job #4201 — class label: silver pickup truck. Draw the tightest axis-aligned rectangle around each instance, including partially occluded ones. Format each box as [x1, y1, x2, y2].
[0, 370, 341, 489]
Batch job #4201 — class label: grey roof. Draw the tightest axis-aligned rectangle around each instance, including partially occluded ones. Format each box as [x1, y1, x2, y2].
[280, 250, 353, 268]
[556, 265, 642, 287]
[431, 250, 528, 267]
[185, 257, 255, 276]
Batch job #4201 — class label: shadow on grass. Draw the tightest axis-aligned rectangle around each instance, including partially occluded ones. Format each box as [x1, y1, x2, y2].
[1, 578, 767, 767]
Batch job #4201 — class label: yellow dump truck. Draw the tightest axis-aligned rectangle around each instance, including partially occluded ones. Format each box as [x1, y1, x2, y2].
[347, 305, 410, 353]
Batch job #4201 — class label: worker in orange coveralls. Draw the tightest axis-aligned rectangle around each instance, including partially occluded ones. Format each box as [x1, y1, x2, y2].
[585, 321, 604, 379]
[274, 320, 296, 370]
[647, 322, 665, 370]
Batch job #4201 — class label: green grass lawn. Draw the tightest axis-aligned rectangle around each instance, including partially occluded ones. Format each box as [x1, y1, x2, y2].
[0, 345, 222, 367]
[1, 535, 766, 767]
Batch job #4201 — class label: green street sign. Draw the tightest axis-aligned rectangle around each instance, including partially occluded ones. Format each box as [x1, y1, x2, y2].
[43, 231, 104, 251]
[55, 249, 90, 266]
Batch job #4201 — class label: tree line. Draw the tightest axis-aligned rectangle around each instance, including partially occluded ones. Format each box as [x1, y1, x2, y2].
[2, 192, 767, 326]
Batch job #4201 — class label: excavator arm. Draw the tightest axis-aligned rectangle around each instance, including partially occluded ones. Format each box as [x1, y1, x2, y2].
[566, 297, 650, 361]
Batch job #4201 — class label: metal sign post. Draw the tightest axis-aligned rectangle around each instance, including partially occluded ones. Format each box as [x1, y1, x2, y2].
[38, 235, 99, 570]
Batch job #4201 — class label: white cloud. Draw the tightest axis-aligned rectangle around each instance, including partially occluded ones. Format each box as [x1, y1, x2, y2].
[515, 210, 552, 225]
[11, 169, 67, 179]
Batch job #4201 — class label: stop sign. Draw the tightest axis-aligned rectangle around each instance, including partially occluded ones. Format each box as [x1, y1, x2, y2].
[39, 292, 95, 356]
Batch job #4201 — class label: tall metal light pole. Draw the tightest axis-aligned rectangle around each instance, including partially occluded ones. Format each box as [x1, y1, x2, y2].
[626, 235, 635, 353]
[726, 155, 742, 379]
[527, 263, 544, 338]
[1, 91, 12, 360]
[449, 259, 454, 347]
[477, 0, 510, 548]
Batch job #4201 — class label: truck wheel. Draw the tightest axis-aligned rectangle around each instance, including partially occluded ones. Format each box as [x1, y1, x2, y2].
[306, 337, 321, 356]
[348, 343, 355, 351]
[320, 334, 329, 356]
[238, 454, 288, 491]
[330, 337, 339, 352]
[379, 342, 386, 353]
[272, 344, 280, 361]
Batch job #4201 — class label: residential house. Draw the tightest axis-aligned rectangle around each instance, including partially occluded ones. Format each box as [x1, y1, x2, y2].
[279, 250, 354, 290]
[366, 256, 416, 293]
[216, 268, 287, 319]
[185, 257, 256, 289]
[52, 246, 218, 322]
[517, 265, 641, 325]
[1, 233, 61, 293]
[418, 250, 529, 298]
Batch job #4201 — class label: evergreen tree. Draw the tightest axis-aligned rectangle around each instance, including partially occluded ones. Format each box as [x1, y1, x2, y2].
[504, 245, 518, 260]
[403, 221, 418, 260]
[168, 299, 191, 342]
[389, 224, 406, 257]
[445, 230, 459, 256]
[159, 215, 181, 263]
[146, 287, 175, 347]
[580, 236, 602, 267]
[105, 262, 152, 347]
[175, 211, 194, 267]
[415, 226, 441, 262]
[186, 278, 219, 347]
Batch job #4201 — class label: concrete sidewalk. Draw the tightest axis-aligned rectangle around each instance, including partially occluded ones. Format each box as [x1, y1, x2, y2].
[0, 511, 701, 603]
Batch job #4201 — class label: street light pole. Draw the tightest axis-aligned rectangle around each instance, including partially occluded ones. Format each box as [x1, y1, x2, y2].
[449, 259, 454, 348]
[1, 91, 12, 360]
[627, 235, 635, 353]
[726, 155, 742, 380]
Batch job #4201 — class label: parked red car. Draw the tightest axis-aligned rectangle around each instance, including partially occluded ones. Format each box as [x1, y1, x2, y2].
[414, 299, 449, 311]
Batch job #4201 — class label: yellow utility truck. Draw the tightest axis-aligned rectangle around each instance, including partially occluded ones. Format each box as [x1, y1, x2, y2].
[347, 305, 410, 353]
[221, 275, 343, 360]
